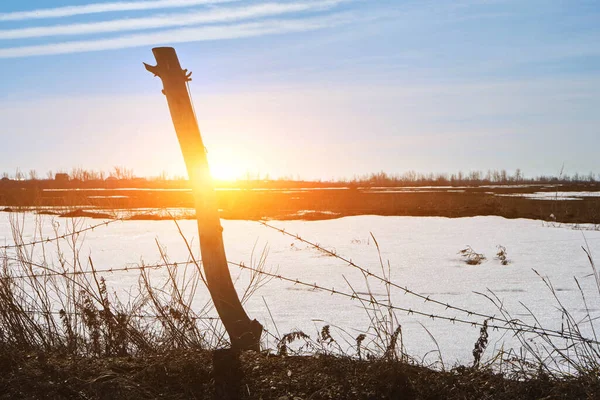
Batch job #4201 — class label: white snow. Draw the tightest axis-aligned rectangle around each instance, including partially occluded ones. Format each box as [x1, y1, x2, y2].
[1, 212, 599, 367]
[495, 191, 600, 200]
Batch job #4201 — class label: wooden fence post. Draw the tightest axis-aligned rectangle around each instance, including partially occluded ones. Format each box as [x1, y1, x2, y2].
[144, 47, 262, 351]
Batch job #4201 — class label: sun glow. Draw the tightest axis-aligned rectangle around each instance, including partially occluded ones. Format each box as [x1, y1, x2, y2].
[209, 162, 241, 181]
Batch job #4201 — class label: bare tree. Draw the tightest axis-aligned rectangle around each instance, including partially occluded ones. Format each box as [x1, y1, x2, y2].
[111, 166, 134, 180]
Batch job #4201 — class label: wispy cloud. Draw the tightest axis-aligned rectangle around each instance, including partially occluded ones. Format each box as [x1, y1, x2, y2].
[0, 13, 356, 59]
[0, 0, 237, 22]
[0, 1, 345, 40]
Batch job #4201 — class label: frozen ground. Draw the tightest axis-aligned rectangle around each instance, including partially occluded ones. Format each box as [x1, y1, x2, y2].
[1, 213, 600, 367]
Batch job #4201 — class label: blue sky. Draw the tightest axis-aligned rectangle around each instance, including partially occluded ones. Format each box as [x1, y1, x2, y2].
[0, 0, 599, 180]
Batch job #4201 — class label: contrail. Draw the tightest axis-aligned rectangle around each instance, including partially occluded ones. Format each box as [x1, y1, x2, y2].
[0, 0, 238, 22]
[0, 13, 355, 58]
[0, 1, 345, 40]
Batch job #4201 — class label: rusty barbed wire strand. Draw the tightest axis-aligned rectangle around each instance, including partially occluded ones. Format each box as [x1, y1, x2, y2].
[1, 257, 218, 322]
[230, 260, 600, 345]
[17, 308, 219, 321]
[257, 220, 600, 344]
[2, 256, 169, 280]
[4, 254, 598, 345]
[0, 212, 138, 251]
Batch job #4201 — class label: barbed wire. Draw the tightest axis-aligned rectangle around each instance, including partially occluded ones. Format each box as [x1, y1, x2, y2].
[3, 254, 598, 345]
[1, 256, 170, 280]
[257, 220, 600, 343]
[1, 258, 218, 323]
[0, 215, 122, 251]
[229, 260, 600, 345]
[0, 209, 170, 251]
[16, 308, 219, 321]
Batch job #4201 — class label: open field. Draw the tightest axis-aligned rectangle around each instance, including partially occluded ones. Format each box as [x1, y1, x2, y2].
[2, 180, 600, 223]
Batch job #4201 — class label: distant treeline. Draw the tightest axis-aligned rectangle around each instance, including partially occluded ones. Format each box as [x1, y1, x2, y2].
[1, 167, 137, 182]
[1, 167, 598, 189]
[342, 169, 599, 186]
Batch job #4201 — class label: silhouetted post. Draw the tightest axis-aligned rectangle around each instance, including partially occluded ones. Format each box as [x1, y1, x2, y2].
[144, 47, 262, 351]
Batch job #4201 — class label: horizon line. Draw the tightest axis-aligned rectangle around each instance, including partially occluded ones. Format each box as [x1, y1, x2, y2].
[2, 169, 597, 183]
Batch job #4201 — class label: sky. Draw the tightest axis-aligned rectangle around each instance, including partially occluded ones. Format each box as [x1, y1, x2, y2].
[0, 0, 599, 180]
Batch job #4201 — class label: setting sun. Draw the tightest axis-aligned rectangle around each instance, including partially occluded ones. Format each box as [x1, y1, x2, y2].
[209, 162, 240, 181]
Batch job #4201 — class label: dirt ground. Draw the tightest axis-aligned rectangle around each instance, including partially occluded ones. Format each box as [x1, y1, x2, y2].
[2, 182, 600, 224]
[1, 348, 598, 400]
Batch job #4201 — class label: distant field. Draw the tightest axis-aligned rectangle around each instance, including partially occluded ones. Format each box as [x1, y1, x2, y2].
[2, 181, 600, 223]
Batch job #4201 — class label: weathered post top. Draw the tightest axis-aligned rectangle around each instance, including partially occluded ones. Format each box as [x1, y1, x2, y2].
[144, 47, 190, 81]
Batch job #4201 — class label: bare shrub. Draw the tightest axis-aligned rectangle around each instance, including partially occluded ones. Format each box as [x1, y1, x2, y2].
[459, 246, 486, 265]
[496, 245, 510, 265]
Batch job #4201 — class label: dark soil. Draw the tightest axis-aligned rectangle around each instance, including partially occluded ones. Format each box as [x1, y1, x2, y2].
[1, 349, 598, 400]
[2, 182, 600, 224]
[59, 209, 114, 219]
